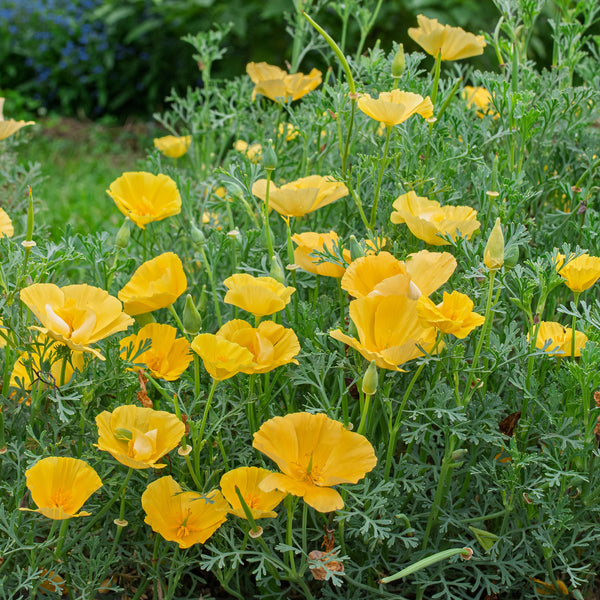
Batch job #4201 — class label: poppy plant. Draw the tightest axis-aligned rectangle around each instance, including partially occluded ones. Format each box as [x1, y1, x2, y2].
[0, 207, 13, 237]
[531, 321, 588, 357]
[357, 90, 433, 128]
[556, 253, 600, 293]
[292, 231, 351, 278]
[253, 412, 377, 512]
[223, 274, 295, 317]
[462, 86, 496, 117]
[0, 97, 35, 140]
[153, 135, 191, 158]
[416, 291, 485, 339]
[246, 62, 322, 103]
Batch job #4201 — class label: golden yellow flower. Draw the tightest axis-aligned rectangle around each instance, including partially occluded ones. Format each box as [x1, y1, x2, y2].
[292, 231, 351, 278]
[142, 476, 229, 549]
[533, 578, 569, 596]
[95, 404, 185, 469]
[21, 457, 102, 520]
[416, 291, 485, 338]
[330, 294, 438, 371]
[279, 122, 300, 141]
[120, 323, 193, 381]
[531, 321, 588, 357]
[357, 90, 433, 127]
[233, 140, 262, 163]
[252, 175, 348, 218]
[253, 412, 377, 512]
[191, 333, 255, 380]
[0, 317, 7, 349]
[390, 191, 480, 246]
[408, 15, 486, 61]
[0, 207, 14, 237]
[20, 283, 133, 360]
[223, 273, 295, 317]
[462, 86, 495, 117]
[246, 62, 322, 103]
[220, 466, 286, 519]
[556, 253, 600, 293]
[107, 171, 181, 229]
[153, 135, 192, 158]
[118, 252, 187, 316]
[0, 97, 35, 140]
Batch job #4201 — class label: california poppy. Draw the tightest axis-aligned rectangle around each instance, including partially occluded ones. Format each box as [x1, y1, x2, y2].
[357, 90, 433, 127]
[247, 62, 322, 103]
[0, 207, 13, 237]
[416, 291, 485, 338]
[0, 97, 35, 140]
[153, 135, 192, 158]
[223, 274, 295, 317]
[556, 253, 600, 293]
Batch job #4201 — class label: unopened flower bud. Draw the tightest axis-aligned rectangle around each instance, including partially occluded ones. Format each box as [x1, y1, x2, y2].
[191, 223, 205, 247]
[362, 360, 378, 396]
[270, 253, 286, 285]
[198, 284, 208, 314]
[349, 235, 364, 262]
[183, 294, 202, 335]
[263, 139, 277, 171]
[451, 448, 468, 462]
[391, 44, 406, 78]
[503, 244, 519, 269]
[484, 218, 504, 271]
[115, 218, 131, 249]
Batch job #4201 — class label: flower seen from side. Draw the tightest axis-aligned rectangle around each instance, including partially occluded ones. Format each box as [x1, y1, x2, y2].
[555, 253, 600, 293]
[417, 291, 485, 338]
[0, 207, 14, 237]
[357, 90, 433, 127]
[462, 86, 495, 117]
[292, 231, 351, 278]
[530, 321, 588, 357]
[191, 334, 254, 381]
[0, 97, 35, 140]
[247, 62, 322, 103]
[253, 412, 377, 512]
[153, 135, 191, 158]
[223, 273, 295, 317]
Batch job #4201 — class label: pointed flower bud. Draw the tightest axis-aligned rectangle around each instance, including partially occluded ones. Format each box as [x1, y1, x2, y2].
[349, 235, 364, 262]
[391, 44, 405, 78]
[115, 218, 131, 249]
[198, 284, 208, 314]
[183, 294, 202, 335]
[484, 218, 504, 271]
[191, 223, 205, 247]
[263, 139, 277, 171]
[362, 360, 378, 396]
[270, 253, 286, 285]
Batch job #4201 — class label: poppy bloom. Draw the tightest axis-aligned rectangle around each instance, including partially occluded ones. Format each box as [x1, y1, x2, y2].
[292, 231, 351, 278]
[191, 334, 255, 380]
[390, 191, 480, 246]
[21, 457, 102, 520]
[246, 62, 322, 103]
[556, 253, 600, 293]
[107, 171, 181, 229]
[118, 252, 187, 316]
[408, 15, 486, 61]
[252, 175, 348, 218]
[120, 323, 193, 381]
[0, 207, 13, 237]
[95, 404, 185, 469]
[0, 97, 35, 140]
[20, 283, 134, 360]
[233, 140, 262, 163]
[153, 135, 192, 158]
[223, 274, 295, 317]
[357, 90, 433, 127]
[530, 321, 588, 357]
[253, 412, 377, 513]
[142, 476, 229, 549]
[416, 291, 485, 338]
[220, 466, 286, 519]
[462, 86, 495, 117]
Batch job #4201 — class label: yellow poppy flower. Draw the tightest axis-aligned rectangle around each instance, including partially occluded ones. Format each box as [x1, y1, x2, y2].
[330, 294, 438, 371]
[118, 252, 188, 316]
[233, 140, 262, 163]
[533, 578, 569, 596]
[416, 291, 485, 338]
[220, 466, 286, 519]
[279, 122, 300, 141]
[0, 317, 7, 348]
[408, 15, 486, 61]
[246, 62, 322, 103]
[153, 135, 192, 158]
[357, 90, 433, 127]
[223, 273, 295, 317]
[120, 323, 193, 381]
[107, 171, 181, 229]
[216, 319, 300, 374]
[0, 207, 14, 237]
[142, 476, 229, 549]
[462, 86, 495, 117]
[95, 404, 185, 469]
[390, 191, 480, 246]
[556, 253, 600, 293]
[292, 231, 351, 278]
[191, 333, 255, 380]
[38, 570, 66, 594]
[530, 321, 588, 357]
[20, 283, 133, 360]
[0, 97, 35, 140]
[20, 457, 102, 520]
[252, 175, 348, 218]
[253, 412, 377, 513]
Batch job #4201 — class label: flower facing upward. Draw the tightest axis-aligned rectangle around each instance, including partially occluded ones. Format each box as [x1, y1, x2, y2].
[120, 323, 193, 381]
[531, 321, 588, 357]
[0, 97, 35, 140]
[390, 191, 480, 246]
[357, 90, 433, 128]
[253, 412, 377, 512]
[0, 207, 14, 237]
[191, 334, 254, 380]
[21, 457, 102, 520]
[107, 172, 181, 229]
[252, 175, 349, 218]
[292, 231, 351, 278]
[118, 252, 187, 316]
[246, 62, 322, 103]
[220, 467, 286, 519]
[556, 253, 600, 293]
[417, 291, 485, 338]
[408, 15, 486, 61]
[223, 274, 295, 317]
[142, 476, 229, 549]
[20, 283, 133, 360]
[153, 135, 192, 159]
[96, 405, 185, 469]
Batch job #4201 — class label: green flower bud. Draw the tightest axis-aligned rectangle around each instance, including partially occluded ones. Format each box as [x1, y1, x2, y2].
[362, 360, 378, 396]
[198, 284, 208, 314]
[503, 244, 519, 269]
[191, 223, 205, 247]
[484, 218, 504, 271]
[115, 218, 131, 249]
[270, 253, 286, 285]
[349, 235, 365, 262]
[263, 139, 277, 171]
[182, 294, 202, 335]
[391, 43, 406, 78]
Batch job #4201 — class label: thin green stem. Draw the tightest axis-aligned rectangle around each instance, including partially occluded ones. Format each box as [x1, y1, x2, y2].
[369, 125, 392, 230]
[263, 169, 275, 264]
[198, 379, 218, 442]
[198, 245, 222, 327]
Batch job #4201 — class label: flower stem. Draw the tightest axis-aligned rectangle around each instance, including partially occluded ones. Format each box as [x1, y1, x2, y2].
[571, 291, 580, 358]
[430, 51, 443, 107]
[198, 245, 222, 327]
[198, 379, 218, 442]
[263, 169, 275, 266]
[54, 519, 70, 559]
[381, 547, 472, 583]
[369, 125, 392, 230]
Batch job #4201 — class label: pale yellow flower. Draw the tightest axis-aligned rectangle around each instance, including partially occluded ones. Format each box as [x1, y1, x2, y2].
[153, 135, 192, 158]
[0, 97, 35, 140]
[246, 62, 322, 103]
[357, 90, 433, 127]
[0, 207, 14, 237]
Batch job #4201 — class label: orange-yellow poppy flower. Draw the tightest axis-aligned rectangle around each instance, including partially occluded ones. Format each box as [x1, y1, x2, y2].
[292, 231, 351, 278]
[357, 90, 433, 127]
[153, 135, 192, 158]
[20, 283, 134, 360]
[120, 323, 193, 381]
[0, 97, 35, 140]
[107, 171, 181, 229]
[253, 412, 377, 512]
[408, 15, 486, 61]
[142, 476, 229, 549]
[95, 404, 185, 469]
[555, 253, 600, 293]
[191, 334, 255, 381]
[416, 291, 485, 338]
[390, 191, 480, 246]
[0, 207, 14, 237]
[21, 457, 102, 520]
[530, 321, 588, 357]
[246, 62, 322, 103]
[233, 140, 262, 163]
[223, 274, 295, 317]
[462, 86, 495, 117]
[252, 176, 348, 218]
[220, 466, 286, 519]
[118, 252, 187, 316]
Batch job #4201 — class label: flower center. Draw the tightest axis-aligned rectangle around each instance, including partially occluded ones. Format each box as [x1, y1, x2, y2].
[49, 489, 71, 509]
